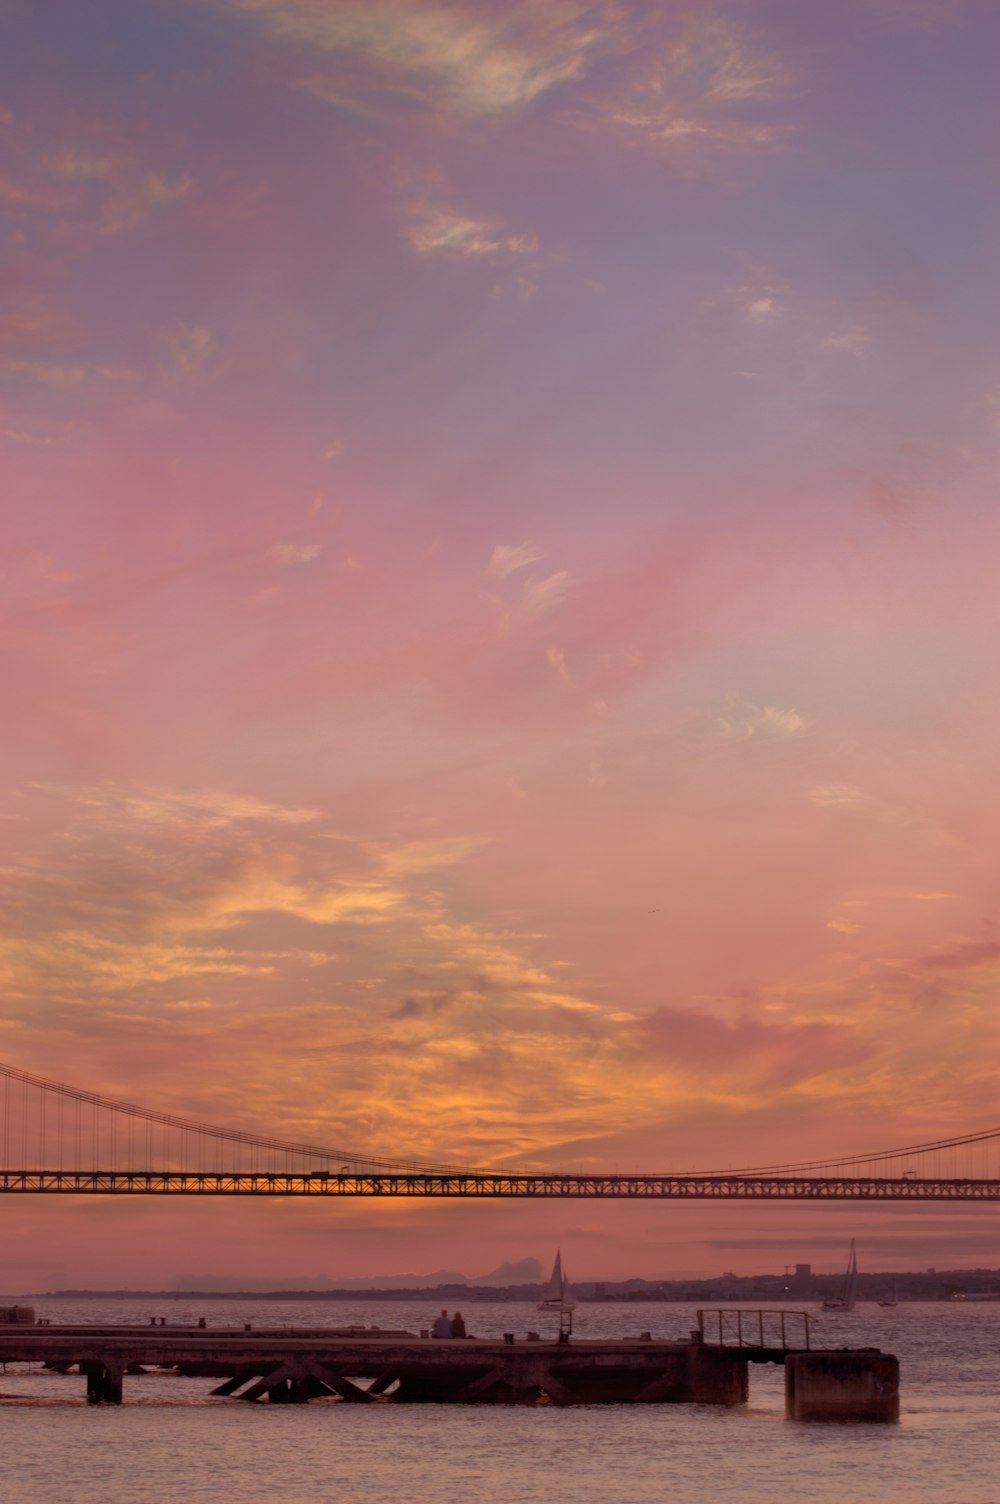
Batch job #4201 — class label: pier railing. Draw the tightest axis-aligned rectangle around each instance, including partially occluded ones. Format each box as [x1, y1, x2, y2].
[697, 1309, 811, 1352]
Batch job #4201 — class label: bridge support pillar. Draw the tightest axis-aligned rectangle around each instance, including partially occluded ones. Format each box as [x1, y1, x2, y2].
[83, 1359, 123, 1405]
[685, 1346, 748, 1405]
[785, 1350, 899, 1422]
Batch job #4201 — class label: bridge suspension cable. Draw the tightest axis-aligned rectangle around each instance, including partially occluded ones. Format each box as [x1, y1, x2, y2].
[713, 1125, 1000, 1179]
[0, 1060, 465, 1177]
[3, 1059, 1000, 1196]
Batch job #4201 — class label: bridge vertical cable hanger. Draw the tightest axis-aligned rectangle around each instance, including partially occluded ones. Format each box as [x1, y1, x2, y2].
[2, 1060, 1000, 1198]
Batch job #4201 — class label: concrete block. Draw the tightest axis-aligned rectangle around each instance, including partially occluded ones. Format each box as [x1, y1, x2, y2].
[785, 1350, 899, 1422]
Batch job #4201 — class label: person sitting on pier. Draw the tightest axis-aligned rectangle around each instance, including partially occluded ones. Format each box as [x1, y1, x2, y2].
[450, 1311, 467, 1339]
[431, 1309, 452, 1338]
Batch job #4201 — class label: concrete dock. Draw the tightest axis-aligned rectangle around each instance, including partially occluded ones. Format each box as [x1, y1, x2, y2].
[0, 1317, 899, 1417]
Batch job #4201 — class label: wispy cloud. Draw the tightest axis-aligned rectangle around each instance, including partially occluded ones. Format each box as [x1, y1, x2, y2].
[404, 203, 538, 259]
[821, 325, 873, 354]
[668, 17, 791, 104]
[517, 571, 571, 622]
[368, 837, 484, 879]
[98, 171, 191, 234]
[46, 148, 115, 181]
[2, 422, 69, 449]
[106, 788, 321, 827]
[161, 323, 216, 376]
[827, 918, 862, 936]
[215, 0, 796, 180]
[810, 784, 947, 839]
[228, 0, 609, 117]
[719, 699, 805, 741]
[0, 112, 192, 239]
[270, 542, 322, 566]
[709, 281, 788, 324]
[602, 14, 793, 155]
[0, 357, 136, 389]
[487, 541, 546, 578]
[607, 112, 787, 151]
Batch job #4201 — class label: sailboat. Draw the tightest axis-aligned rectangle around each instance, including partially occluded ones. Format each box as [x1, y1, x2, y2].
[538, 1249, 576, 1312]
[822, 1239, 859, 1311]
[878, 1280, 898, 1308]
[538, 1249, 576, 1336]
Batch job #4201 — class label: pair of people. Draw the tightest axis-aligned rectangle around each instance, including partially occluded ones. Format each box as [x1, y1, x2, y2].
[431, 1308, 467, 1338]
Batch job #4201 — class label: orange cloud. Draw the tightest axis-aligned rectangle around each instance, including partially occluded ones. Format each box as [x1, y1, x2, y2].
[228, 0, 610, 116]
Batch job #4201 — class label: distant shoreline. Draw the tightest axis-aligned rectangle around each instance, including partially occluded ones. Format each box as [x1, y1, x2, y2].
[21, 1282, 1000, 1304]
[16, 1265, 1000, 1304]
[28, 1287, 542, 1302]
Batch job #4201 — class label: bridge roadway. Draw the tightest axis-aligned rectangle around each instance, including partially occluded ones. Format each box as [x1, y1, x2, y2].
[1, 1171, 999, 1199]
[0, 1322, 765, 1406]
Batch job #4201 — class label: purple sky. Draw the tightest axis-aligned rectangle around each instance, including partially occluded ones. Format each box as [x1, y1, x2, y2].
[2, 0, 1000, 1288]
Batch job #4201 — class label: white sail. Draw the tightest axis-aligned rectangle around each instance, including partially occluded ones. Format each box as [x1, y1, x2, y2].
[538, 1249, 576, 1311]
[845, 1240, 859, 1306]
[822, 1239, 858, 1311]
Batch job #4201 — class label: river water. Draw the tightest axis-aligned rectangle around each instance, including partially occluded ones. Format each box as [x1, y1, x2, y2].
[1, 1297, 998, 1504]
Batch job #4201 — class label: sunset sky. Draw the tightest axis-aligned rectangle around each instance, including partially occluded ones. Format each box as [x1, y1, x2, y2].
[2, 0, 1000, 1291]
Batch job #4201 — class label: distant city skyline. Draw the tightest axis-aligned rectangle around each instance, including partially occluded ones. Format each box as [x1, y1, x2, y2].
[2, 0, 999, 1288]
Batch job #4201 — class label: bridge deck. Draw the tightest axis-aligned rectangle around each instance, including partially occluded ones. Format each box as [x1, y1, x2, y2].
[2, 1170, 999, 1199]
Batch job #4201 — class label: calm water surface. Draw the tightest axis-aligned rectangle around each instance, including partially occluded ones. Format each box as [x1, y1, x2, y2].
[1, 1298, 998, 1504]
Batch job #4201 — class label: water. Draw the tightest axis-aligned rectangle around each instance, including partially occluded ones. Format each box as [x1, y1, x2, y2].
[1, 1298, 998, 1504]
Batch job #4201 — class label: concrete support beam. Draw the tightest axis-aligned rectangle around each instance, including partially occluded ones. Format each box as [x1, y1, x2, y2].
[235, 1364, 293, 1404]
[211, 1369, 257, 1397]
[317, 1369, 377, 1404]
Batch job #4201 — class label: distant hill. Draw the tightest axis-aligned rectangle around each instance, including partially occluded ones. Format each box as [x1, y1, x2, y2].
[157, 1256, 546, 1293]
[471, 1258, 543, 1286]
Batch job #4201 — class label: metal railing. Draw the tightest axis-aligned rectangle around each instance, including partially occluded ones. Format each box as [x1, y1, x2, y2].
[697, 1308, 811, 1351]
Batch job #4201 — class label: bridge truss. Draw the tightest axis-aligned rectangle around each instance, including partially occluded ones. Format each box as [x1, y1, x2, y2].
[2, 1170, 1000, 1199]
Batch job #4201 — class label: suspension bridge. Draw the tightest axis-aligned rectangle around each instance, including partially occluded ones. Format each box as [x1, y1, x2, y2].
[2, 1060, 1000, 1201]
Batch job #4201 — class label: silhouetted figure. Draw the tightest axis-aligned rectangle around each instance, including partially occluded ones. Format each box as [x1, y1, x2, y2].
[431, 1309, 452, 1338]
[450, 1311, 466, 1338]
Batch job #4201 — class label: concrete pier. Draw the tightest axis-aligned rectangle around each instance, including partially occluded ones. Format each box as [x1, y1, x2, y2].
[785, 1350, 900, 1422]
[0, 1324, 755, 1407]
[0, 1322, 896, 1417]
